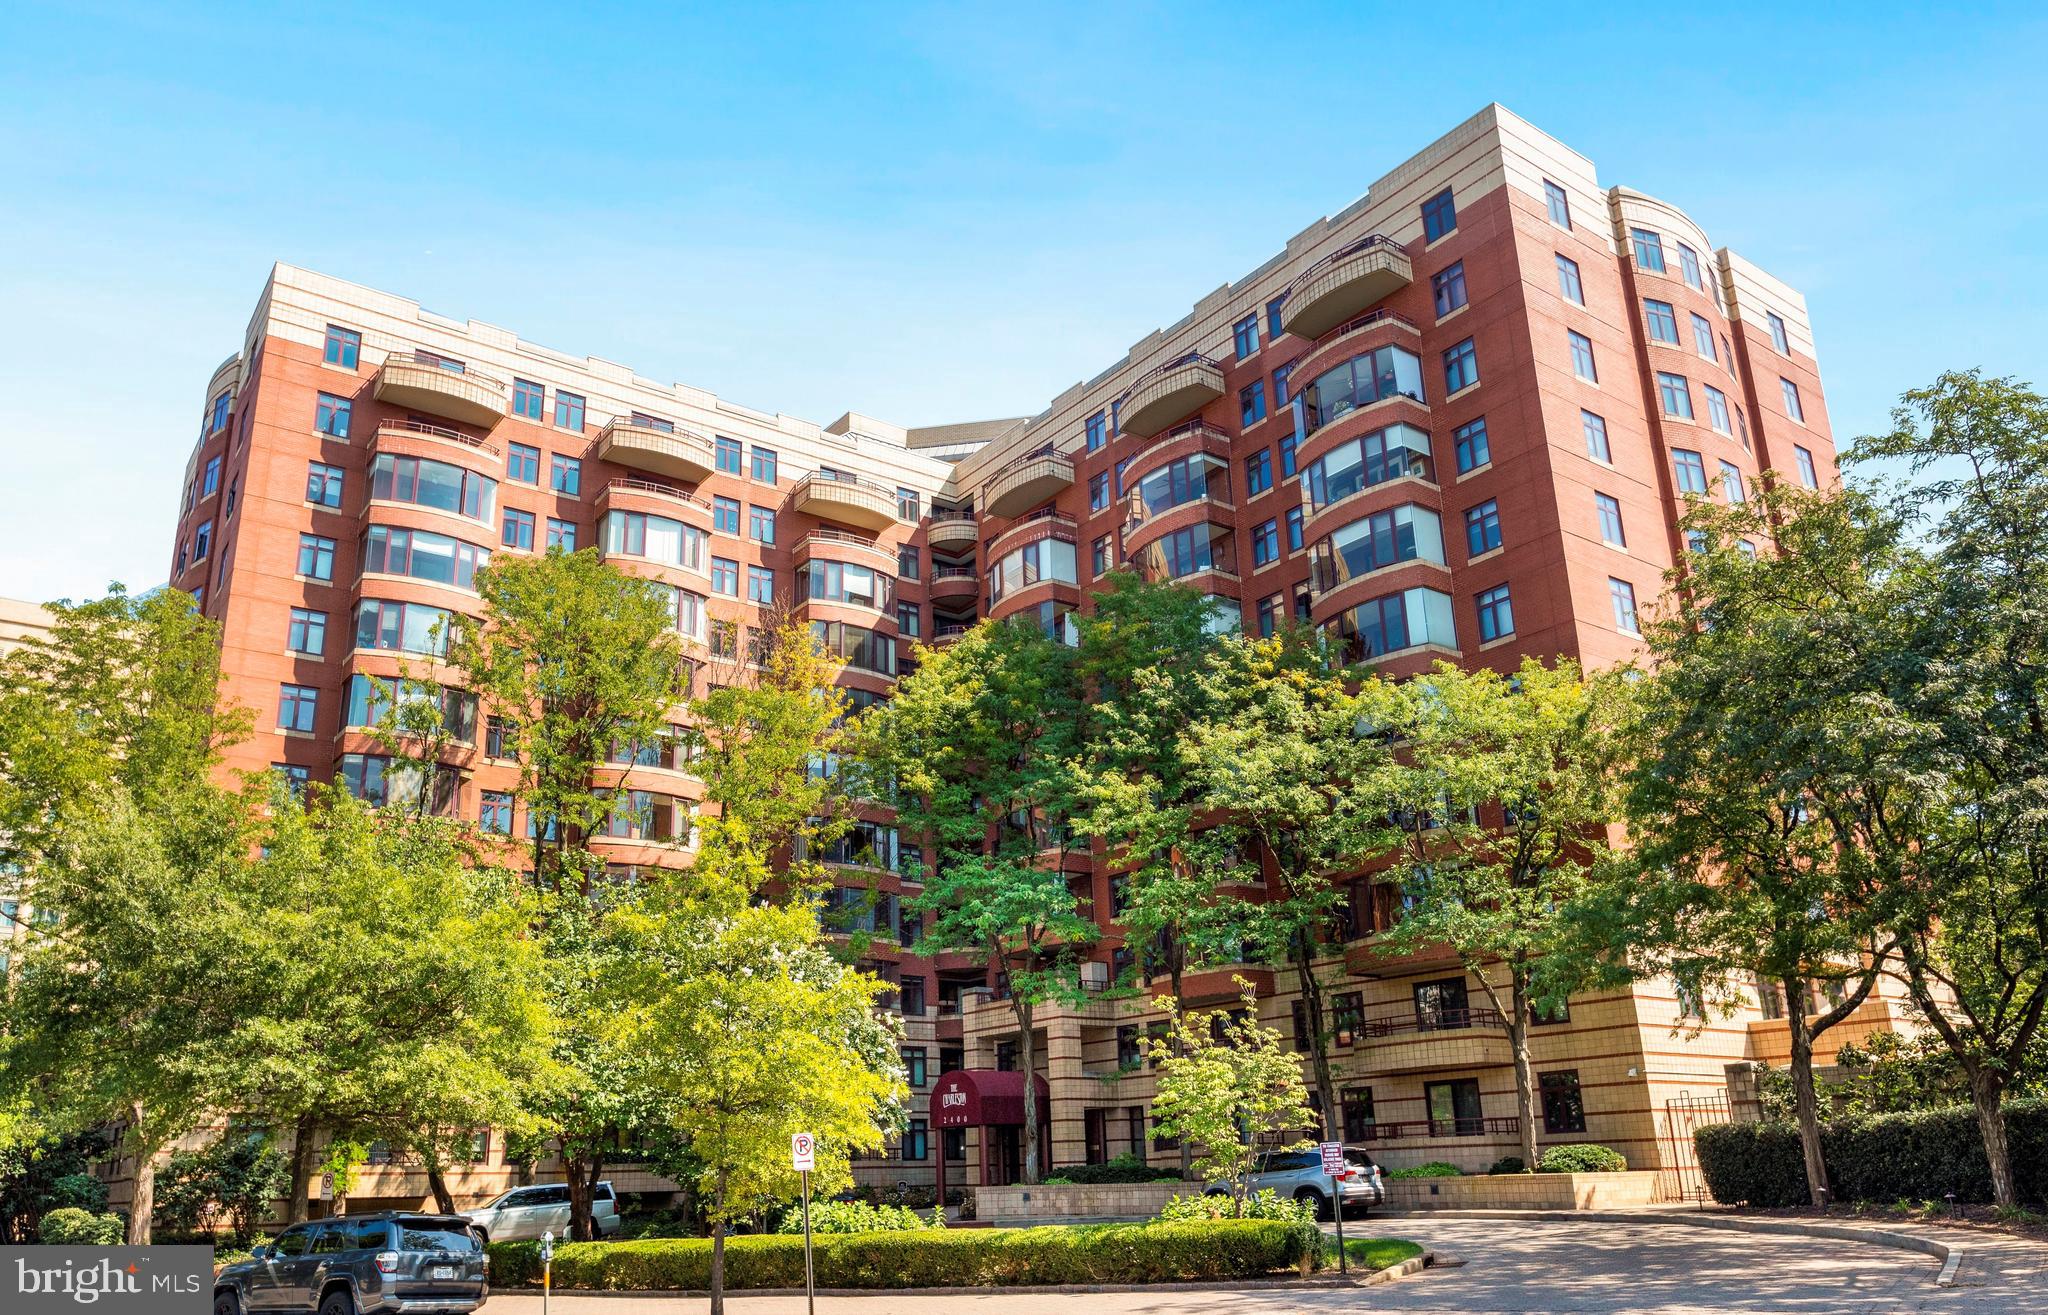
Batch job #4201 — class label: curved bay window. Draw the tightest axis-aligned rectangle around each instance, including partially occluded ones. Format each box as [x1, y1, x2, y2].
[1133, 522, 1236, 582]
[600, 789, 691, 843]
[1303, 423, 1434, 512]
[339, 753, 460, 814]
[343, 674, 478, 745]
[811, 619, 897, 676]
[1009, 599, 1079, 646]
[1320, 587, 1456, 664]
[1309, 505, 1445, 592]
[369, 453, 497, 525]
[986, 537, 1078, 606]
[1296, 345, 1424, 438]
[799, 560, 895, 613]
[361, 525, 491, 590]
[1128, 452, 1229, 525]
[353, 599, 460, 657]
[602, 510, 706, 572]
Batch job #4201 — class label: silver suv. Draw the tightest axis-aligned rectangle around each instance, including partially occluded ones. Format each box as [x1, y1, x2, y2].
[462, 1182, 619, 1242]
[1208, 1147, 1385, 1219]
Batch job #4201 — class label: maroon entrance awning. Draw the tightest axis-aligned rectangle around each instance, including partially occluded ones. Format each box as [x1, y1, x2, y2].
[930, 1069, 1052, 1129]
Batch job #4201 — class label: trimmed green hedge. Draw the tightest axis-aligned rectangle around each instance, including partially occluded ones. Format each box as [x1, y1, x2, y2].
[1696, 1098, 2048, 1207]
[487, 1219, 1322, 1290]
[1537, 1144, 1627, 1173]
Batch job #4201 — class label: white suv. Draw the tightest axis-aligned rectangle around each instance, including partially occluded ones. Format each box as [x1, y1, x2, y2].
[1209, 1148, 1385, 1219]
[464, 1181, 621, 1241]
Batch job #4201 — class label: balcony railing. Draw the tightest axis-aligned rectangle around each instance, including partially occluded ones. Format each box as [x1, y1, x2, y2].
[794, 470, 901, 530]
[931, 565, 977, 580]
[1359, 1116, 1520, 1142]
[601, 476, 710, 510]
[1282, 235, 1414, 341]
[1115, 353, 1226, 439]
[373, 354, 509, 428]
[1358, 1006, 1507, 1038]
[1301, 307, 1423, 356]
[373, 418, 502, 457]
[982, 446, 1075, 519]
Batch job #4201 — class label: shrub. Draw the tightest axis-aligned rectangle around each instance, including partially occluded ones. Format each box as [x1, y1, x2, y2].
[1487, 1157, 1528, 1176]
[154, 1137, 290, 1242]
[1384, 1162, 1462, 1179]
[773, 1199, 940, 1234]
[1695, 1099, 2048, 1207]
[1537, 1144, 1627, 1174]
[40, 1208, 125, 1245]
[491, 1220, 1323, 1289]
[1040, 1153, 1182, 1186]
[1156, 1189, 1315, 1224]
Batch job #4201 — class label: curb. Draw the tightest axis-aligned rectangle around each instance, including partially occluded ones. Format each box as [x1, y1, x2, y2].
[1384, 1208, 1965, 1288]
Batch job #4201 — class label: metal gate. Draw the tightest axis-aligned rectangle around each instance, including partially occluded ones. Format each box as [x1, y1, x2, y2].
[1658, 1090, 1734, 1203]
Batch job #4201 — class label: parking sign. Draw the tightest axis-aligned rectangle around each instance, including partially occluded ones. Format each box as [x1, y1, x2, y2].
[1319, 1141, 1345, 1176]
[792, 1132, 815, 1171]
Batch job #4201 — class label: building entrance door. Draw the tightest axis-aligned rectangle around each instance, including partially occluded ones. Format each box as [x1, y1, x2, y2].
[987, 1126, 1023, 1185]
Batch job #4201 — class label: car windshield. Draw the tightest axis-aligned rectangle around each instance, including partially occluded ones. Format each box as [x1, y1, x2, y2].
[397, 1221, 480, 1253]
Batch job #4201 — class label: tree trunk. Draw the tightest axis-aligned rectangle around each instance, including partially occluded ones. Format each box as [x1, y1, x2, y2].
[584, 1157, 605, 1233]
[1290, 930, 1338, 1141]
[1167, 955, 1193, 1180]
[1508, 975, 1539, 1169]
[285, 1115, 319, 1226]
[425, 1159, 458, 1216]
[564, 1153, 596, 1240]
[124, 1103, 156, 1245]
[1017, 995, 1041, 1183]
[708, 1173, 728, 1315]
[1969, 1062, 2016, 1208]
[1783, 975, 1830, 1208]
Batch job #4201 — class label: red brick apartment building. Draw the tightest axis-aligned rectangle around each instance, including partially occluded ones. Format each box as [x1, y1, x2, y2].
[162, 104, 1906, 1208]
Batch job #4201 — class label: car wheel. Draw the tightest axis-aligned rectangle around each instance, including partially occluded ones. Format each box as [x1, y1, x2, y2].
[1293, 1187, 1331, 1221]
[213, 1292, 240, 1315]
[1203, 1189, 1229, 1198]
[318, 1288, 355, 1315]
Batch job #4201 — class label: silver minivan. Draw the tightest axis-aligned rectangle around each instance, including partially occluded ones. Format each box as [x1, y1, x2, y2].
[462, 1182, 619, 1242]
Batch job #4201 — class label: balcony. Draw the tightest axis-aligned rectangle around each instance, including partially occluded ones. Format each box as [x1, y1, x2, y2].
[372, 353, 508, 428]
[793, 528, 897, 572]
[1117, 355, 1226, 440]
[1359, 1116, 1520, 1144]
[596, 416, 717, 483]
[1281, 237, 1414, 341]
[1354, 1007, 1512, 1075]
[929, 565, 979, 598]
[930, 622, 972, 646]
[982, 448, 1075, 519]
[793, 471, 900, 531]
[927, 512, 979, 551]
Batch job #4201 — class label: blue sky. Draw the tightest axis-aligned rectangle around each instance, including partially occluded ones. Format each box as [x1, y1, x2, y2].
[2, 2, 2044, 601]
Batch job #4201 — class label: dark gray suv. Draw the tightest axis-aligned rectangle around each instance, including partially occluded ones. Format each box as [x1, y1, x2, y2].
[213, 1213, 488, 1315]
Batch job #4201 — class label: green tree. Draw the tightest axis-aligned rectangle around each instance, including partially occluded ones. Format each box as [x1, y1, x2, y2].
[1144, 984, 1314, 1201]
[152, 1133, 289, 1242]
[863, 619, 1097, 1183]
[1373, 657, 1623, 1170]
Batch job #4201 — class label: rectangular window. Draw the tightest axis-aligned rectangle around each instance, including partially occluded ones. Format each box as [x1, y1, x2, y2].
[898, 545, 920, 580]
[1657, 372, 1694, 419]
[1540, 1071, 1587, 1134]
[512, 378, 545, 419]
[897, 601, 921, 636]
[1240, 380, 1268, 426]
[315, 392, 352, 438]
[1244, 448, 1272, 497]
[715, 435, 742, 473]
[1431, 261, 1468, 316]
[1091, 535, 1111, 578]
[1582, 410, 1611, 462]
[1476, 583, 1513, 642]
[1273, 362, 1294, 408]
[1089, 471, 1110, 512]
[1442, 337, 1479, 392]
[1426, 1078, 1485, 1136]
[1781, 378, 1805, 423]
[750, 446, 779, 483]
[297, 533, 335, 580]
[1085, 410, 1106, 452]
[1422, 188, 1457, 242]
[553, 390, 585, 432]
[272, 763, 310, 797]
[191, 519, 213, 562]
[1568, 331, 1597, 382]
[1278, 432, 1297, 478]
[897, 486, 921, 521]
[710, 557, 739, 595]
[713, 495, 740, 534]
[546, 518, 577, 551]
[747, 565, 774, 604]
[1233, 313, 1259, 359]
[507, 443, 540, 484]
[1285, 505, 1304, 551]
[1610, 577, 1641, 635]
[322, 324, 361, 368]
[480, 791, 514, 835]
[278, 684, 319, 733]
[1720, 460, 1746, 503]
[1544, 179, 1571, 228]
[1555, 253, 1584, 305]
[550, 454, 581, 495]
[1678, 242, 1703, 290]
[501, 508, 535, 549]
[1644, 299, 1679, 344]
[287, 607, 327, 656]
[1794, 445, 1819, 489]
[486, 716, 510, 758]
[1767, 311, 1791, 355]
[749, 505, 776, 544]
[1704, 385, 1732, 435]
[1464, 499, 1502, 556]
[1692, 312, 1717, 359]
[1267, 296, 1287, 340]
[1252, 518, 1280, 568]
[1454, 417, 1491, 473]
[203, 456, 222, 496]
[1256, 595, 1280, 637]
[306, 462, 344, 508]
[1630, 227, 1665, 272]
[1673, 449, 1708, 494]
[1595, 492, 1625, 547]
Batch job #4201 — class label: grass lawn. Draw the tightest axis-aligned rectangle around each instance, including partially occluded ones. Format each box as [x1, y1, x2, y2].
[1325, 1237, 1425, 1271]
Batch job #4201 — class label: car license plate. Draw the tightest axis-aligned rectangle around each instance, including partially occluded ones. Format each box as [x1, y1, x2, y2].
[431, 1266, 457, 1279]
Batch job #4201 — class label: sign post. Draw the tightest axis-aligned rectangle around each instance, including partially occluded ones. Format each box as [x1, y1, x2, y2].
[792, 1132, 817, 1315]
[540, 1229, 554, 1315]
[1319, 1141, 1348, 1274]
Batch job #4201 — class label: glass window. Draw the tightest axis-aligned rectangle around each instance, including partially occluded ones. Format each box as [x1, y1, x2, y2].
[480, 791, 514, 835]
[1704, 385, 1732, 435]
[1256, 595, 1280, 637]
[711, 557, 738, 595]
[190, 520, 213, 568]
[1657, 372, 1693, 419]
[370, 454, 496, 524]
[1244, 448, 1272, 497]
[1267, 296, 1287, 339]
[810, 620, 899, 675]
[362, 525, 491, 589]
[322, 325, 360, 368]
[1421, 188, 1457, 242]
[1442, 338, 1478, 392]
[1568, 331, 1597, 382]
[306, 462, 344, 508]
[1794, 445, 1819, 489]
[715, 435, 742, 473]
[1767, 312, 1791, 355]
[1672, 449, 1708, 494]
[1678, 242, 1703, 290]
[1085, 411, 1106, 451]
[278, 684, 319, 733]
[1692, 312, 1716, 359]
[898, 545, 920, 580]
[203, 456, 222, 496]
[1477, 584, 1513, 642]
[1629, 227, 1665, 272]
[315, 392, 352, 438]
[1278, 432, 1297, 478]
[354, 599, 457, 657]
[1720, 460, 1746, 503]
[1431, 261, 1467, 316]
[713, 495, 740, 534]
[1233, 314, 1259, 359]
[749, 505, 776, 544]
[507, 443, 540, 484]
[1303, 423, 1433, 511]
[1540, 1071, 1587, 1134]
[550, 454, 581, 495]
[1298, 344, 1425, 436]
[272, 764, 310, 797]
[1091, 535, 1110, 577]
[1089, 471, 1110, 512]
[512, 378, 545, 419]
[1582, 410, 1610, 462]
[1134, 523, 1236, 582]
[297, 533, 335, 580]
[1239, 380, 1267, 426]
[546, 518, 576, 551]
[1322, 586, 1455, 664]
[747, 565, 775, 604]
[1555, 253, 1583, 305]
[1454, 417, 1490, 473]
[985, 538, 1079, 605]
[1308, 504, 1444, 591]
[1609, 578, 1640, 635]
[897, 486, 921, 521]
[1285, 505, 1304, 552]
[1464, 499, 1502, 556]
[1644, 299, 1679, 344]
[1596, 493, 1625, 547]
[1544, 179, 1571, 228]
[897, 601, 921, 636]
[1252, 518, 1280, 567]
[1274, 363, 1293, 408]
[750, 446, 778, 483]
[502, 508, 535, 549]
[553, 390, 585, 432]
[287, 608, 327, 656]
[1781, 378, 1805, 423]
